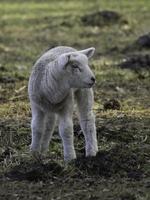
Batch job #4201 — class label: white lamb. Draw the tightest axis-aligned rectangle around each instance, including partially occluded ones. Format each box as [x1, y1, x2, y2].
[28, 46, 98, 161]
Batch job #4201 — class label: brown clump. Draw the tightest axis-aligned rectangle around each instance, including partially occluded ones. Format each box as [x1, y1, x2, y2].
[103, 99, 121, 110]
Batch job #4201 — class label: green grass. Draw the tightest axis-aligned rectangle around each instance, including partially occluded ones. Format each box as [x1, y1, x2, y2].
[0, 0, 150, 199]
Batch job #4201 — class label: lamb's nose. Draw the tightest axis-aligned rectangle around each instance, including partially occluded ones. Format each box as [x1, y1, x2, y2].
[91, 77, 95, 83]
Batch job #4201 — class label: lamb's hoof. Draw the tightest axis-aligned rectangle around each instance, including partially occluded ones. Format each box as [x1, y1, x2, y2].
[64, 154, 77, 163]
[86, 149, 98, 157]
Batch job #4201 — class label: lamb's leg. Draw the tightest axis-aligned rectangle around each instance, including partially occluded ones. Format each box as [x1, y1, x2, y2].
[58, 106, 76, 161]
[76, 89, 98, 157]
[41, 113, 56, 154]
[30, 103, 45, 157]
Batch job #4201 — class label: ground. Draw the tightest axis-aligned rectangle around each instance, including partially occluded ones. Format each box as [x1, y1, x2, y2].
[0, 0, 150, 199]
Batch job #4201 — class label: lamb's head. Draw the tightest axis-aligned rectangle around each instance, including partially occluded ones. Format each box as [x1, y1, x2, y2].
[57, 47, 96, 88]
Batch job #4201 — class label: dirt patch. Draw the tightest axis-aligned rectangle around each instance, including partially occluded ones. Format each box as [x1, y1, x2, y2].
[4, 145, 145, 182]
[5, 160, 65, 182]
[119, 54, 150, 71]
[81, 10, 127, 27]
[75, 144, 145, 180]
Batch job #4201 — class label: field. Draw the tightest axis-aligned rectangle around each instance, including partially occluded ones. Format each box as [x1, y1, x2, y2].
[0, 0, 150, 199]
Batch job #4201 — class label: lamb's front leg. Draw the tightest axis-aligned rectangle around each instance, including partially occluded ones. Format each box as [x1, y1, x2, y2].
[80, 111, 98, 156]
[76, 89, 98, 157]
[58, 111, 76, 161]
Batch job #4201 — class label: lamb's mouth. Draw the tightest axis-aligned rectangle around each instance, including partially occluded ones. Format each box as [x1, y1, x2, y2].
[84, 82, 95, 87]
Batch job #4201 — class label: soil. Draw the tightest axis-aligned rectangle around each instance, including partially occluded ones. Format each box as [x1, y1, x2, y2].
[3, 143, 145, 182]
[81, 10, 127, 27]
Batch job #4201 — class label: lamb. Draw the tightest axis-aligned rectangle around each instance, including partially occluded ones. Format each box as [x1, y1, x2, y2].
[28, 46, 98, 161]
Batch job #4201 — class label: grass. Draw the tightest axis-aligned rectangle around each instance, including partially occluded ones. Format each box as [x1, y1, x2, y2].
[0, 0, 150, 199]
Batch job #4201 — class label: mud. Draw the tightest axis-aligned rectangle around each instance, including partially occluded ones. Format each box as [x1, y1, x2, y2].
[81, 10, 127, 27]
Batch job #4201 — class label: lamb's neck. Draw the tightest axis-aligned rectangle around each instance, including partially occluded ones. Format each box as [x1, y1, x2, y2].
[43, 62, 70, 104]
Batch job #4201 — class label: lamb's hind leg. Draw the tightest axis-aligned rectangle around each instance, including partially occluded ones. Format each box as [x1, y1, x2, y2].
[41, 113, 56, 154]
[30, 103, 45, 157]
[76, 89, 98, 157]
[58, 103, 76, 161]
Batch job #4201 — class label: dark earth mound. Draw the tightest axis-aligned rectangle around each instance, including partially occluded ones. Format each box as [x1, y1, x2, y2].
[81, 10, 127, 27]
[122, 33, 150, 53]
[135, 33, 150, 49]
[119, 54, 150, 70]
[75, 144, 145, 180]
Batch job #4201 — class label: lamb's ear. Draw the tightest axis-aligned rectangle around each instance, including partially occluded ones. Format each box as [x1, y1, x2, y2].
[58, 53, 71, 69]
[79, 47, 95, 59]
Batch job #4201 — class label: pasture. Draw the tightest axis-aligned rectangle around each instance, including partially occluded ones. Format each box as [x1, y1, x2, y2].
[0, 0, 150, 199]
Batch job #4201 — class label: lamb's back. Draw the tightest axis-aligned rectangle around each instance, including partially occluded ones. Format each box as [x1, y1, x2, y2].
[34, 46, 77, 68]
